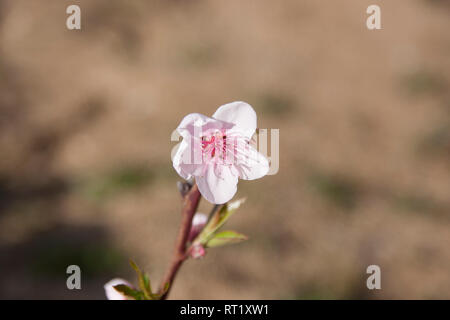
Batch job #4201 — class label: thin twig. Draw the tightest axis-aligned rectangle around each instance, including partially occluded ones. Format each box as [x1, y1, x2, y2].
[207, 204, 220, 223]
[159, 183, 201, 300]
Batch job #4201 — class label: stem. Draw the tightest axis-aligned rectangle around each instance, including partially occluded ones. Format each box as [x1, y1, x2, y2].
[207, 204, 220, 223]
[159, 183, 201, 300]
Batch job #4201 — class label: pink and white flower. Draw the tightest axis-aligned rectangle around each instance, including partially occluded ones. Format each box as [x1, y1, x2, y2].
[104, 278, 132, 300]
[173, 101, 269, 204]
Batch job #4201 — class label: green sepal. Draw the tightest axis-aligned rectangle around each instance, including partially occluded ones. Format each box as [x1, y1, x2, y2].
[194, 198, 246, 246]
[206, 230, 248, 248]
[129, 260, 156, 300]
[113, 284, 144, 300]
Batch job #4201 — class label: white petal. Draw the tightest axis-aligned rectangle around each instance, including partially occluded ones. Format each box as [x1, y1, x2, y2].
[196, 164, 238, 204]
[176, 112, 231, 138]
[212, 101, 257, 139]
[104, 278, 131, 300]
[172, 139, 204, 179]
[235, 145, 269, 180]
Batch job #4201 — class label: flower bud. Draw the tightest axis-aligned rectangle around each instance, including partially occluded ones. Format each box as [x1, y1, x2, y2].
[188, 213, 208, 242]
[190, 244, 206, 259]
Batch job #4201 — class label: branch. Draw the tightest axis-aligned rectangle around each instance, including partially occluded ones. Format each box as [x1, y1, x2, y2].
[159, 183, 201, 299]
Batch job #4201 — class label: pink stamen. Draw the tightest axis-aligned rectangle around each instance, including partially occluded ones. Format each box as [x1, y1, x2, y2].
[201, 132, 227, 164]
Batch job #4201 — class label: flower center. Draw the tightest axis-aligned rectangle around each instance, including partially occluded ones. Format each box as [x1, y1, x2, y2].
[201, 131, 227, 162]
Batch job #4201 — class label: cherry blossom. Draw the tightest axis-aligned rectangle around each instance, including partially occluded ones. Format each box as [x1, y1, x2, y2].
[173, 101, 269, 204]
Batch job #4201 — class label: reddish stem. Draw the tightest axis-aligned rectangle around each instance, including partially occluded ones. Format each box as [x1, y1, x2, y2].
[159, 183, 201, 299]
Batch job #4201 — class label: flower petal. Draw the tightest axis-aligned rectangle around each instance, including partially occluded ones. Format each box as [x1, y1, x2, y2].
[104, 278, 132, 300]
[212, 101, 257, 139]
[177, 112, 232, 138]
[172, 139, 204, 179]
[235, 145, 269, 180]
[196, 164, 238, 204]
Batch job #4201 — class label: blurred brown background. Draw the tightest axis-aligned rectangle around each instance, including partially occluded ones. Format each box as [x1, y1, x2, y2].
[0, 0, 449, 299]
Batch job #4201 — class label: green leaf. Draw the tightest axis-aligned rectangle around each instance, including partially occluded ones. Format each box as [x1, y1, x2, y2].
[142, 274, 154, 300]
[206, 230, 248, 248]
[195, 198, 246, 245]
[143, 274, 151, 292]
[113, 284, 144, 300]
[129, 260, 153, 300]
[129, 259, 140, 273]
